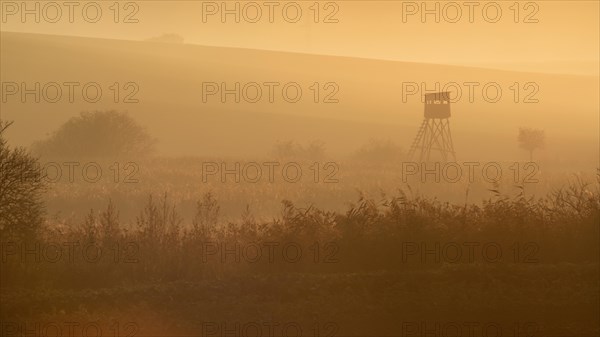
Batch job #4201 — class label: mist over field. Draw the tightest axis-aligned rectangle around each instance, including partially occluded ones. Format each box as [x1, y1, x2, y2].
[1, 31, 598, 162]
[1, 1, 599, 336]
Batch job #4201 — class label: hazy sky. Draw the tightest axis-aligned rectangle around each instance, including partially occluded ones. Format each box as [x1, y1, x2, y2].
[1, 0, 598, 67]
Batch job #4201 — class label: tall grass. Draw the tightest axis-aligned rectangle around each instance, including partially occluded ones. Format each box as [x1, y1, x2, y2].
[2, 177, 597, 289]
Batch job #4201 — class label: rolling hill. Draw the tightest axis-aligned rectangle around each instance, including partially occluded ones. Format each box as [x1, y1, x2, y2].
[1, 32, 598, 162]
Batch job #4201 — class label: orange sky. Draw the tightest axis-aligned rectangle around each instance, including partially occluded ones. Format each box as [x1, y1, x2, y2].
[1, 0, 598, 68]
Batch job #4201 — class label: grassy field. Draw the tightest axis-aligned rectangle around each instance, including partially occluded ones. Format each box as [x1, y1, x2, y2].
[39, 157, 599, 222]
[1, 163, 598, 336]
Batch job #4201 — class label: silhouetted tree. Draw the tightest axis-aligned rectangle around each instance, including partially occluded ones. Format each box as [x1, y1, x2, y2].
[0, 121, 46, 240]
[354, 138, 404, 162]
[304, 140, 326, 160]
[32, 110, 156, 158]
[518, 128, 545, 161]
[272, 140, 326, 160]
[272, 140, 302, 158]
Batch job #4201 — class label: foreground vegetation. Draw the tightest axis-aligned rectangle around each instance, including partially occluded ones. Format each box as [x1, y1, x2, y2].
[1, 179, 598, 336]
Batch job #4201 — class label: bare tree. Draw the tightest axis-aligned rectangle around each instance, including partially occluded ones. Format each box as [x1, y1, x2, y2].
[518, 128, 545, 161]
[0, 121, 46, 240]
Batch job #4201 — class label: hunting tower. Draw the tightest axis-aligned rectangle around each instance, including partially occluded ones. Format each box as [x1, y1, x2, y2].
[407, 92, 456, 162]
